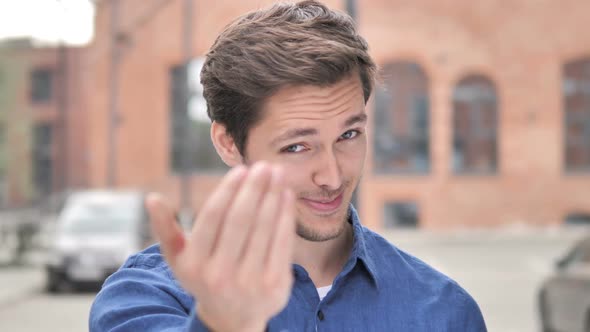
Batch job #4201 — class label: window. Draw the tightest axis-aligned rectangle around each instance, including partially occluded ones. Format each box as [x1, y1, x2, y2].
[452, 75, 498, 174]
[564, 212, 590, 226]
[0, 123, 5, 164]
[32, 124, 53, 195]
[0, 124, 5, 206]
[383, 201, 419, 228]
[30, 68, 53, 102]
[563, 58, 590, 172]
[373, 62, 430, 174]
[170, 64, 187, 173]
[169, 60, 227, 174]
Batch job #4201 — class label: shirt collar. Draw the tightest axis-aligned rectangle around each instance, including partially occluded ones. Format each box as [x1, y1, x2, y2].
[291, 205, 380, 288]
[347, 204, 380, 287]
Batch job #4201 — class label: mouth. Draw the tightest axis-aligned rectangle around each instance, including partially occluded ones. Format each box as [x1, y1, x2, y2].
[300, 192, 344, 214]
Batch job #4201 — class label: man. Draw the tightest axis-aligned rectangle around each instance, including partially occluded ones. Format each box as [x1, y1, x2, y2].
[90, 1, 487, 331]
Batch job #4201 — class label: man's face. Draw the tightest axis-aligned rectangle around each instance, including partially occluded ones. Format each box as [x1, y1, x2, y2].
[244, 74, 367, 242]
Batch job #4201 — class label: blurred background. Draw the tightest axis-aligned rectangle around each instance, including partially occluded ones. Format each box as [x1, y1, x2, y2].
[0, 0, 589, 331]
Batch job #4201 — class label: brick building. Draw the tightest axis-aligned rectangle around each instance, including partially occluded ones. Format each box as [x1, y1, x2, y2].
[2, 0, 590, 230]
[0, 39, 88, 206]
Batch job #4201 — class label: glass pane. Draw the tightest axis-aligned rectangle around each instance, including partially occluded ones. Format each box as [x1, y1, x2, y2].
[32, 124, 53, 196]
[30, 68, 53, 102]
[0, 124, 5, 206]
[564, 213, 590, 226]
[373, 62, 430, 174]
[564, 58, 590, 172]
[169, 60, 227, 174]
[383, 201, 419, 229]
[61, 193, 142, 234]
[452, 75, 498, 174]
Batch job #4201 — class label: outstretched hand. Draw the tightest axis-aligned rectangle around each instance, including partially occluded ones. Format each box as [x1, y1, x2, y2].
[146, 162, 296, 332]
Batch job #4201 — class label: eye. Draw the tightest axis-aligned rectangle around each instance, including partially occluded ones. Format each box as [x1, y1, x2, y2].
[339, 129, 360, 141]
[281, 144, 307, 153]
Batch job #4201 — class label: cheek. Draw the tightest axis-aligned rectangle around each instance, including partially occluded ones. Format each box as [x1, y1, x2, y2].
[279, 162, 312, 192]
[339, 138, 367, 169]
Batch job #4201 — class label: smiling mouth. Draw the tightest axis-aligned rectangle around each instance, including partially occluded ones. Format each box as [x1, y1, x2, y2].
[300, 192, 344, 214]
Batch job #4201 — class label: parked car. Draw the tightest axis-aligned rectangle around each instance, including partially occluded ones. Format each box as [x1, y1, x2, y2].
[538, 236, 590, 332]
[45, 190, 155, 292]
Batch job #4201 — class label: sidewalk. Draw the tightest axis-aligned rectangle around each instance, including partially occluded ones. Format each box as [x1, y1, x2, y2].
[381, 224, 589, 246]
[0, 265, 44, 308]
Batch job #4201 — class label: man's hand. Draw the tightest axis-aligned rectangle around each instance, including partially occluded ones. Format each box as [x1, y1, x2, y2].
[146, 163, 296, 332]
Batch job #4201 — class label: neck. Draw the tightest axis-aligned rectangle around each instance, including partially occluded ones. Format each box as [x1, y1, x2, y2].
[293, 222, 354, 288]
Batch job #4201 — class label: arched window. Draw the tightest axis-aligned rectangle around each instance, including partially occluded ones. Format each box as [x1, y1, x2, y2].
[373, 62, 430, 174]
[563, 58, 590, 172]
[452, 75, 498, 174]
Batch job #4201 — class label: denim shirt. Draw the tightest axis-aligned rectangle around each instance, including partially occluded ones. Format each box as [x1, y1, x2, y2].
[90, 206, 487, 331]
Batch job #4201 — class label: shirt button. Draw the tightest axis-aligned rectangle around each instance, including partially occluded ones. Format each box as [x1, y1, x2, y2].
[317, 310, 325, 321]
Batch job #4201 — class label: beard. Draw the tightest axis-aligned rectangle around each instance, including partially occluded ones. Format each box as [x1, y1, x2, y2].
[295, 208, 351, 242]
[295, 181, 353, 242]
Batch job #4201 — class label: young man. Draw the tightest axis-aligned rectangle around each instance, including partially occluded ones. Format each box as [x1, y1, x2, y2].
[90, 1, 487, 331]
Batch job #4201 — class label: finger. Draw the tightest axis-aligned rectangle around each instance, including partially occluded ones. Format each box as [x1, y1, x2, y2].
[239, 165, 284, 275]
[267, 189, 296, 273]
[211, 162, 272, 266]
[190, 165, 248, 260]
[146, 193, 186, 268]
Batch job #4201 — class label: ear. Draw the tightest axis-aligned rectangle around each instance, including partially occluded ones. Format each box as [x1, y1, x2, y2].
[210, 121, 243, 167]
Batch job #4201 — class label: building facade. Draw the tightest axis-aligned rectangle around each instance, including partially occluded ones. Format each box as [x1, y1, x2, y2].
[0, 39, 88, 207]
[2, 0, 590, 230]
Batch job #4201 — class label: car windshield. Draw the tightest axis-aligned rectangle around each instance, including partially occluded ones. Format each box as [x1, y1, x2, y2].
[560, 239, 590, 268]
[59, 193, 142, 235]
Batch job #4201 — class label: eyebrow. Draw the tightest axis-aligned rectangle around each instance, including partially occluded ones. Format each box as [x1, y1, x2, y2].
[270, 112, 368, 146]
[344, 113, 367, 127]
[270, 128, 318, 147]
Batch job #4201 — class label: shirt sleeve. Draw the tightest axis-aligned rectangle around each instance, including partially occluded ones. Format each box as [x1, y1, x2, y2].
[89, 259, 211, 332]
[454, 289, 487, 332]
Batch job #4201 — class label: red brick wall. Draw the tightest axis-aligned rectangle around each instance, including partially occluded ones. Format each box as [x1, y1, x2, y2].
[7, 0, 590, 229]
[79, 0, 590, 229]
[3, 47, 58, 205]
[359, 0, 590, 229]
[80, 0, 343, 210]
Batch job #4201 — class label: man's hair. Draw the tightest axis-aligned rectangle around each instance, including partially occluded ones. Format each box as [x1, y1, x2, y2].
[200, 0, 376, 156]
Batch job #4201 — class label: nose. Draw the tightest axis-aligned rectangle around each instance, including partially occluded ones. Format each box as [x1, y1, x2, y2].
[311, 148, 343, 191]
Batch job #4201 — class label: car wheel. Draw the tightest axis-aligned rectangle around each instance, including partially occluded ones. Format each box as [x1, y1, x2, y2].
[538, 289, 554, 332]
[45, 272, 60, 293]
[45, 270, 73, 293]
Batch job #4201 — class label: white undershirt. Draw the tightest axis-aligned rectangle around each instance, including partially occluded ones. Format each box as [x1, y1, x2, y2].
[317, 285, 332, 301]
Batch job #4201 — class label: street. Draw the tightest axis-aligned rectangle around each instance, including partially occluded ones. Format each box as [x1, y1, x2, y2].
[389, 228, 583, 332]
[0, 290, 93, 332]
[0, 227, 585, 332]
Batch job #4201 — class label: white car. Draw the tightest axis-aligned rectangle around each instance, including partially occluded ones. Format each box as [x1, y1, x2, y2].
[539, 236, 590, 332]
[45, 190, 155, 292]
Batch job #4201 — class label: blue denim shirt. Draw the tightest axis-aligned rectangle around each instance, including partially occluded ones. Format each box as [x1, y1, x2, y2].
[90, 206, 487, 331]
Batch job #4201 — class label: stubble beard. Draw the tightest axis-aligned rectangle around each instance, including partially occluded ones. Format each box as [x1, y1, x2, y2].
[294, 178, 358, 242]
[295, 202, 351, 242]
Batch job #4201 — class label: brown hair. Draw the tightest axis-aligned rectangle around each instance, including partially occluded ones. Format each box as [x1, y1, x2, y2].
[201, 0, 376, 156]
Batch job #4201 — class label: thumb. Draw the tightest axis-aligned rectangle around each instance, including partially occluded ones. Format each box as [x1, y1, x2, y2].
[145, 193, 186, 268]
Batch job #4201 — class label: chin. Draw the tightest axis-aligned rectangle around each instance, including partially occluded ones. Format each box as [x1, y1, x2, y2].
[295, 204, 350, 242]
